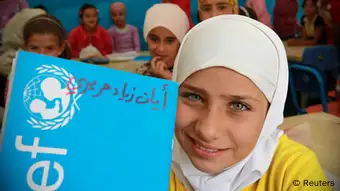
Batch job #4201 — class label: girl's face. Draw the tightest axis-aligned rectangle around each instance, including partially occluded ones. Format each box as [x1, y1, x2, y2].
[82, 8, 98, 30]
[147, 27, 180, 68]
[175, 67, 268, 173]
[304, 0, 317, 16]
[111, 8, 126, 28]
[24, 34, 65, 57]
[198, 0, 234, 21]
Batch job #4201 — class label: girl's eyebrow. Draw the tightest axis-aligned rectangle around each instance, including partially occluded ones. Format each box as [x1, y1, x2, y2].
[181, 84, 260, 103]
[166, 36, 176, 40]
[181, 84, 207, 95]
[221, 95, 260, 103]
[216, 2, 228, 5]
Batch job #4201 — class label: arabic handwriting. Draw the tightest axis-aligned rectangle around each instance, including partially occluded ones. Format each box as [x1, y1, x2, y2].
[150, 88, 159, 104]
[80, 80, 97, 95]
[149, 88, 159, 110]
[118, 83, 129, 100]
[113, 88, 119, 96]
[66, 77, 76, 95]
[76, 78, 86, 94]
[66, 76, 169, 111]
[162, 84, 168, 91]
[66, 77, 86, 95]
[135, 93, 150, 104]
[93, 83, 111, 97]
[125, 87, 136, 102]
[162, 84, 168, 110]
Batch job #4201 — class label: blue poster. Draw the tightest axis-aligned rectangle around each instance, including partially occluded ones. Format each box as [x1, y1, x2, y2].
[0, 51, 178, 191]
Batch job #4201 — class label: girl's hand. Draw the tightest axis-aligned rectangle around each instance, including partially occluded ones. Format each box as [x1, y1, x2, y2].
[150, 57, 172, 80]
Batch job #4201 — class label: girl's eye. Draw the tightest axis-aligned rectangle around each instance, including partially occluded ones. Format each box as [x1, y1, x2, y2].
[201, 7, 211, 12]
[149, 36, 159, 42]
[166, 38, 175, 44]
[28, 46, 38, 50]
[217, 5, 227, 10]
[181, 92, 203, 102]
[230, 102, 249, 111]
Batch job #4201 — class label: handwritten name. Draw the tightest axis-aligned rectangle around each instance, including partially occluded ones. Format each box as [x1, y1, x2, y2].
[66, 77, 168, 110]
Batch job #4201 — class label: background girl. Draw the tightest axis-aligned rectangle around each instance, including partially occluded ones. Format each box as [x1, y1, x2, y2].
[288, 0, 327, 46]
[23, 14, 71, 59]
[169, 15, 330, 191]
[68, 3, 113, 58]
[4, 14, 71, 104]
[273, 0, 300, 39]
[136, 3, 189, 79]
[108, 2, 140, 53]
[197, 0, 238, 22]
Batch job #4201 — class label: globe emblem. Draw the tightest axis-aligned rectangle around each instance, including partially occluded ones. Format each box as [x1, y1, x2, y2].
[24, 64, 81, 130]
[24, 74, 72, 120]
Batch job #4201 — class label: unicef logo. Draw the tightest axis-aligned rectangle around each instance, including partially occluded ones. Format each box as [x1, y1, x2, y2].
[24, 65, 81, 130]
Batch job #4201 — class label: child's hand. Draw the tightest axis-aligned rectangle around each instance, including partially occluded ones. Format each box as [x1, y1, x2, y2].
[150, 57, 172, 80]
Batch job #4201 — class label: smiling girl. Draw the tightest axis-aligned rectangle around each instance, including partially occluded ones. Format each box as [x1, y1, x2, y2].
[169, 15, 331, 191]
[136, 4, 189, 79]
[68, 3, 113, 58]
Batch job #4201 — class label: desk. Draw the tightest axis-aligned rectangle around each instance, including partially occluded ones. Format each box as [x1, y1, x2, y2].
[106, 61, 143, 73]
[283, 41, 309, 62]
[88, 51, 150, 73]
[280, 112, 340, 177]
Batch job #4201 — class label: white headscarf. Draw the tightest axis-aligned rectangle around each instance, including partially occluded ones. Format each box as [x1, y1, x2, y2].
[171, 15, 289, 191]
[143, 3, 189, 43]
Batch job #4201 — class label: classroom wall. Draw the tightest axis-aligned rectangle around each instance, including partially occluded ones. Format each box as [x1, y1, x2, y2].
[27, 0, 305, 51]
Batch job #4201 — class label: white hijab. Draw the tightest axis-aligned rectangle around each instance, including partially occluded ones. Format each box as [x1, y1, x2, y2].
[143, 3, 189, 43]
[171, 15, 289, 191]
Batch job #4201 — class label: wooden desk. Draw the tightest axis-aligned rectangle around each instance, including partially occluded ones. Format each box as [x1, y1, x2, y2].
[105, 61, 144, 73]
[280, 112, 340, 177]
[83, 51, 150, 73]
[283, 41, 309, 63]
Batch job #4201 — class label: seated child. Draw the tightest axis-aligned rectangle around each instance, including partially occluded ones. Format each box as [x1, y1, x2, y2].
[4, 14, 71, 104]
[136, 3, 189, 79]
[273, 0, 300, 39]
[22, 15, 71, 59]
[68, 3, 113, 58]
[288, 0, 327, 46]
[107, 2, 140, 53]
[239, 6, 258, 20]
